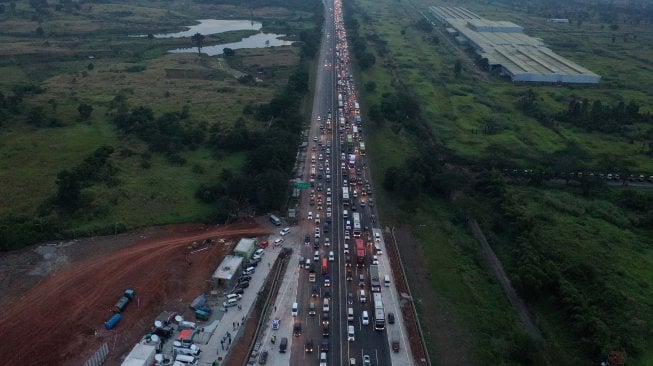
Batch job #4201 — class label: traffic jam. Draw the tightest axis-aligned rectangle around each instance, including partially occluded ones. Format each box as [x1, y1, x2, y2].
[298, 0, 397, 364]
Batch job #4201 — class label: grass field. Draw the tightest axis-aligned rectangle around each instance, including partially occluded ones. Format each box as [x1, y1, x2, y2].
[351, 0, 653, 363]
[0, 0, 308, 243]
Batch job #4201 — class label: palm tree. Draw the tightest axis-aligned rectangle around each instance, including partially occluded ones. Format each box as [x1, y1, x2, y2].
[191, 32, 205, 55]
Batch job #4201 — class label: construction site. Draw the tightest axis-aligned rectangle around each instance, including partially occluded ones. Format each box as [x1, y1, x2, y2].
[0, 220, 271, 365]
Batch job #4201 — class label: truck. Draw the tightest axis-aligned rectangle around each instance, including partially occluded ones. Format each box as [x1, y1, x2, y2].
[373, 293, 385, 330]
[309, 266, 316, 282]
[370, 265, 380, 292]
[112, 289, 135, 313]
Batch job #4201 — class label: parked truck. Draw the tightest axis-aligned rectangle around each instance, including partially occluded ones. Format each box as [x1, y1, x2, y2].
[112, 289, 135, 313]
[370, 265, 381, 292]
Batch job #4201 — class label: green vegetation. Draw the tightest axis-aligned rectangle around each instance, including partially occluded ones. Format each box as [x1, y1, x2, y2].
[347, 0, 653, 363]
[0, 0, 323, 250]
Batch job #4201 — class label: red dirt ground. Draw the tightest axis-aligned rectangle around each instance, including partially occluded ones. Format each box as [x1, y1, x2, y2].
[0, 220, 270, 366]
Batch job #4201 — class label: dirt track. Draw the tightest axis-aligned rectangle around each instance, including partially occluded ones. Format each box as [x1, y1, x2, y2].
[0, 220, 270, 365]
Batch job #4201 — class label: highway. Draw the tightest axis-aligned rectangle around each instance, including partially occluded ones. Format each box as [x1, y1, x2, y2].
[288, 0, 393, 364]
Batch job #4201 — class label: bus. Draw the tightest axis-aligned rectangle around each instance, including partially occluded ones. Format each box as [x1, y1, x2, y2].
[322, 258, 328, 275]
[359, 142, 366, 156]
[356, 239, 365, 267]
[373, 293, 385, 330]
[342, 187, 350, 206]
[352, 212, 362, 237]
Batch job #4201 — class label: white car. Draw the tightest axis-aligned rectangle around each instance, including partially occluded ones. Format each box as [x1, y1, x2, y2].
[315, 228, 321, 238]
[326, 207, 332, 218]
[280, 227, 291, 236]
[274, 238, 284, 246]
[344, 231, 350, 240]
[326, 188, 332, 196]
[374, 232, 381, 242]
[372, 255, 379, 265]
[308, 211, 313, 220]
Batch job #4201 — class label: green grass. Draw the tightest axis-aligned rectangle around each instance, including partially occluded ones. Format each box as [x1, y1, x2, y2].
[0, 0, 310, 241]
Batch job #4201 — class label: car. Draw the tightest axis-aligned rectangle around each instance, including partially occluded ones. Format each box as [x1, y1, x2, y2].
[324, 290, 331, 299]
[305, 339, 314, 353]
[280, 227, 290, 236]
[321, 337, 329, 352]
[347, 292, 353, 305]
[254, 248, 264, 257]
[242, 266, 255, 275]
[272, 318, 280, 330]
[304, 235, 311, 245]
[236, 281, 250, 289]
[307, 211, 313, 220]
[374, 232, 381, 242]
[343, 243, 349, 254]
[326, 188, 332, 196]
[328, 251, 335, 262]
[322, 326, 329, 337]
[350, 358, 357, 366]
[239, 275, 252, 283]
[293, 322, 302, 337]
[248, 257, 261, 266]
[274, 238, 284, 246]
[312, 285, 320, 297]
[388, 312, 395, 324]
[346, 269, 353, 281]
[375, 244, 383, 255]
[231, 288, 244, 295]
[363, 355, 371, 366]
[315, 228, 321, 238]
[324, 237, 330, 246]
[372, 255, 379, 265]
[344, 230, 350, 240]
[259, 350, 268, 365]
[313, 136, 318, 142]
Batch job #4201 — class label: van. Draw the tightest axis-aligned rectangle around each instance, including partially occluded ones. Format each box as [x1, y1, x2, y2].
[347, 325, 355, 341]
[359, 289, 367, 303]
[175, 354, 198, 365]
[323, 298, 330, 312]
[320, 352, 327, 366]
[279, 337, 288, 353]
[362, 310, 369, 325]
[309, 303, 316, 315]
[223, 298, 239, 308]
[292, 302, 298, 317]
[343, 210, 349, 219]
[384, 274, 391, 287]
[305, 258, 311, 269]
[269, 214, 282, 226]
[328, 251, 335, 262]
[347, 307, 354, 321]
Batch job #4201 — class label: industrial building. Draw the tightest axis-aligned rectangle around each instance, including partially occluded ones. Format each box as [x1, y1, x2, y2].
[233, 238, 257, 259]
[429, 6, 600, 84]
[211, 255, 244, 288]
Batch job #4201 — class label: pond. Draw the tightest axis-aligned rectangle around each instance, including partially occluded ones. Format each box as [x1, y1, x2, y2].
[152, 19, 262, 38]
[169, 32, 294, 56]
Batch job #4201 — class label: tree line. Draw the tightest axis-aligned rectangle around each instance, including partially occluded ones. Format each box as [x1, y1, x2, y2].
[342, 2, 376, 70]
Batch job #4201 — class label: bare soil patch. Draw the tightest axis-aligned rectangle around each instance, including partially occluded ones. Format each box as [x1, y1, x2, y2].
[0, 220, 270, 366]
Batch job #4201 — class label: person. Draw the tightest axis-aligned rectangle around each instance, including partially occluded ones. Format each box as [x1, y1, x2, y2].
[271, 335, 276, 344]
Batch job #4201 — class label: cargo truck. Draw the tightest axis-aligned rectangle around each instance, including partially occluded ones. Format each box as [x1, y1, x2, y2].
[370, 265, 381, 292]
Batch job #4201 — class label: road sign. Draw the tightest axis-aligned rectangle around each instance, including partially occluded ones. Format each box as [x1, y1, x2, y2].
[296, 181, 309, 190]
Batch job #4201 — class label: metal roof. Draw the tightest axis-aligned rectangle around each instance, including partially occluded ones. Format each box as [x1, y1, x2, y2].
[429, 6, 600, 84]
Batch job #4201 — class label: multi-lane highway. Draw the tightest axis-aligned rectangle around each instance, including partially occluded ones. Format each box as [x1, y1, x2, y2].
[288, 0, 395, 364]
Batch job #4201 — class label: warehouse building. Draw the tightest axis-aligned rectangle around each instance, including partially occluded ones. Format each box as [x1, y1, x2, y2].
[429, 6, 600, 84]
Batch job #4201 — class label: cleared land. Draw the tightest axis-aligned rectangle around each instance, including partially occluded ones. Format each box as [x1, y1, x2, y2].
[0, 220, 269, 365]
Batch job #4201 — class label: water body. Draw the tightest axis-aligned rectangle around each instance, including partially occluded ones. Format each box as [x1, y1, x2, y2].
[170, 32, 294, 56]
[152, 19, 262, 38]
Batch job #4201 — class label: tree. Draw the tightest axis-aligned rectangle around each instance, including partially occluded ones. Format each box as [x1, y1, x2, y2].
[191, 32, 205, 55]
[364, 81, 376, 92]
[223, 48, 235, 57]
[35, 26, 44, 36]
[87, 63, 94, 71]
[454, 60, 462, 77]
[77, 103, 93, 121]
[55, 170, 82, 211]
